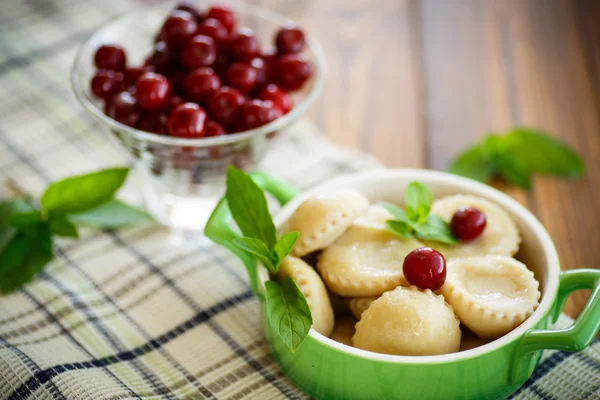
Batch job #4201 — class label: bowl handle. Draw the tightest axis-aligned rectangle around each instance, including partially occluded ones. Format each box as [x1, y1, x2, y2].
[511, 268, 600, 383]
[204, 171, 300, 299]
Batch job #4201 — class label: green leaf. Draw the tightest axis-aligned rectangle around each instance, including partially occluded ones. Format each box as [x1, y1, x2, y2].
[41, 167, 129, 215]
[379, 202, 410, 223]
[492, 152, 532, 189]
[386, 220, 413, 238]
[404, 182, 432, 223]
[9, 211, 42, 229]
[504, 129, 585, 177]
[265, 277, 312, 352]
[48, 216, 79, 238]
[271, 232, 299, 270]
[232, 237, 276, 273]
[69, 199, 153, 229]
[413, 215, 458, 245]
[226, 166, 277, 249]
[448, 144, 495, 183]
[0, 226, 54, 294]
[0, 225, 16, 254]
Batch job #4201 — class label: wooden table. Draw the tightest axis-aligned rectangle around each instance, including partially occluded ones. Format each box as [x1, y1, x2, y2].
[264, 0, 600, 320]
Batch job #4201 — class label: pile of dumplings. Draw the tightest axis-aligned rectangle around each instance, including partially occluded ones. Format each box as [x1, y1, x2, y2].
[278, 189, 541, 356]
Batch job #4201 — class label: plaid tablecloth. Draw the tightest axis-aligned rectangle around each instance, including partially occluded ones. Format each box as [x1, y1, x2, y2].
[1, 0, 600, 399]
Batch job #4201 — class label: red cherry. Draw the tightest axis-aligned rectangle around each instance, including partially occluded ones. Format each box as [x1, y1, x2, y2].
[104, 91, 140, 127]
[91, 70, 124, 98]
[168, 95, 185, 111]
[450, 207, 487, 242]
[212, 53, 232, 78]
[184, 68, 221, 102]
[168, 103, 207, 137]
[94, 45, 127, 71]
[236, 99, 279, 131]
[135, 72, 172, 110]
[275, 54, 312, 91]
[148, 41, 175, 73]
[259, 84, 292, 114]
[226, 63, 257, 93]
[403, 247, 447, 291]
[182, 35, 216, 69]
[166, 69, 188, 94]
[207, 86, 245, 126]
[229, 28, 260, 61]
[162, 10, 199, 49]
[139, 112, 168, 134]
[124, 66, 153, 85]
[275, 25, 305, 54]
[248, 57, 273, 89]
[174, 2, 203, 22]
[205, 120, 226, 137]
[196, 18, 228, 44]
[206, 5, 235, 32]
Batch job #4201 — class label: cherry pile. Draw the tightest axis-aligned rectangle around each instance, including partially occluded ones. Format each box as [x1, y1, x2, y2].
[90, 3, 312, 138]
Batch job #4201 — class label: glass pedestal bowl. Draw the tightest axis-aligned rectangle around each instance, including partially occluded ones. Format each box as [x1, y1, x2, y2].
[71, 0, 326, 231]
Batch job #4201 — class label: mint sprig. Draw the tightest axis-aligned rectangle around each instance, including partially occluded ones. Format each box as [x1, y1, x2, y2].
[449, 129, 585, 189]
[381, 182, 457, 245]
[0, 168, 153, 294]
[225, 166, 311, 351]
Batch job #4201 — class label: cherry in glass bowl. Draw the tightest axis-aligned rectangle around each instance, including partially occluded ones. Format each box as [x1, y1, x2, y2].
[71, 0, 326, 231]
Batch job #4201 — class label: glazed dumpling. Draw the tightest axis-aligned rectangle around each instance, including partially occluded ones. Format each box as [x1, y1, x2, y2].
[423, 195, 521, 260]
[329, 316, 357, 346]
[348, 297, 378, 320]
[279, 256, 335, 336]
[285, 189, 369, 256]
[348, 205, 394, 235]
[439, 256, 540, 339]
[353, 286, 461, 356]
[318, 228, 422, 297]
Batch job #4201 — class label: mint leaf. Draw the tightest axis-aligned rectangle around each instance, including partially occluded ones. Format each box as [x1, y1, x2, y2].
[265, 277, 312, 352]
[412, 215, 457, 245]
[504, 129, 584, 177]
[0, 226, 54, 294]
[0, 225, 16, 254]
[448, 145, 495, 183]
[271, 232, 298, 270]
[381, 185, 458, 245]
[41, 167, 129, 215]
[448, 129, 585, 189]
[226, 166, 277, 249]
[69, 199, 153, 229]
[492, 152, 531, 189]
[386, 220, 412, 238]
[48, 216, 79, 238]
[404, 182, 432, 223]
[233, 237, 276, 273]
[379, 202, 410, 223]
[9, 211, 42, 229]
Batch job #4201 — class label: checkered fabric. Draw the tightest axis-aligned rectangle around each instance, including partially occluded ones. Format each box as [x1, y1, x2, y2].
[1, 0, 599, 399]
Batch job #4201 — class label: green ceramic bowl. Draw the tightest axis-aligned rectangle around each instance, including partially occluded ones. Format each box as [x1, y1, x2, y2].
[205, 169, 600, 400]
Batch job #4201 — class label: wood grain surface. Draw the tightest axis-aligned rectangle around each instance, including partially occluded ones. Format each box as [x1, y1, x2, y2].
[256, 0, 600, 319]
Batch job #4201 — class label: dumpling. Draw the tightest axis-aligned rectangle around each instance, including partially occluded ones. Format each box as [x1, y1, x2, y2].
[284, 189, 369, 256]
[318, 228, 422, 297]
[279, 256, 335, 336]
[439, 256, 540, 339]
[353, 286, 461, 356]
[423, 195, 521, 260]
[329, 316, 357, 346]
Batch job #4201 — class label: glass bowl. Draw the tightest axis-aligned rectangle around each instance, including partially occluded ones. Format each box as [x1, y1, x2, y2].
[71, 0, 326, 231]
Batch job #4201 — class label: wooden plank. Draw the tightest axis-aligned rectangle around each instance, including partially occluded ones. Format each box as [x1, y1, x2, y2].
[260, 0, 426, 167]
[419, 0, 528, 204]
[506, 0, 600, 318]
